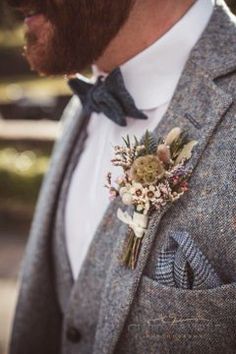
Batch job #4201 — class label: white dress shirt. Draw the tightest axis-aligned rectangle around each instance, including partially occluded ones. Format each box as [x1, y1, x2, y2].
[65, 0, 214, 280]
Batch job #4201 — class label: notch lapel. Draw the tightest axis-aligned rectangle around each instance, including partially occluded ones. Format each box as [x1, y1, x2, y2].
[24, 98, 88, 268]
[94, 57, 233, 354]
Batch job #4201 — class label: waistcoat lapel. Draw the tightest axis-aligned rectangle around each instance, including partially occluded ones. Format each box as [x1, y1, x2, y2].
[94, 4, 236, 352]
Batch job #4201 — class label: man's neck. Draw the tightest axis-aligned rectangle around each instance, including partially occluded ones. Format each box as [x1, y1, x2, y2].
[95, 0, 195, 73]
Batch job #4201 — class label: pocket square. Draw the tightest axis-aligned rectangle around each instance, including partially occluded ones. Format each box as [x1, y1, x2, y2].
[154, 232, 222, 290]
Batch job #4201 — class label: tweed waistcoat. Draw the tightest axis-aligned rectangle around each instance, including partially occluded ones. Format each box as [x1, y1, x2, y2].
[51, 116, 122, 354]
[53, 157, 127, 353]
[9, 2, 236, 354]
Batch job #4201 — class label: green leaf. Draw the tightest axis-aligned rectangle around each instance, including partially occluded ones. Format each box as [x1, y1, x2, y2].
[140, 130, 158, 154]
[122, 134, 131, 148]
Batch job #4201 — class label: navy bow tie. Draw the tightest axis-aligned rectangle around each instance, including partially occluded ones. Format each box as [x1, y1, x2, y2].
[68, 68, 148, 127]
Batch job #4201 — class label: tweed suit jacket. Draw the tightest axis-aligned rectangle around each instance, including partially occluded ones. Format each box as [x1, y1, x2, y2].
[10, 1, 236, 353]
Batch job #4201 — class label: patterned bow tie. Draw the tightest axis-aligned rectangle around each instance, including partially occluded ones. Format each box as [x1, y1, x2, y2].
[68, 68, 148, 127]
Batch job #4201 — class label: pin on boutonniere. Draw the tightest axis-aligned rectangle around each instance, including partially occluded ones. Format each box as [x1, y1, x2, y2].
[105, 127, 198, 270]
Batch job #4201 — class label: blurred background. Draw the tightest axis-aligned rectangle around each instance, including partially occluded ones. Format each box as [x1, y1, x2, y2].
[0, 2, 72, 353]
[0, 1, 235, 353]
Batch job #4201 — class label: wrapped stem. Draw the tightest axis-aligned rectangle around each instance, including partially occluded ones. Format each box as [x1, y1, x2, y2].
[122, 228, 142, 269]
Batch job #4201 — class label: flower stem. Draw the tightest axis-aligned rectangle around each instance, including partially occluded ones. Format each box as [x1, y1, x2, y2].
[123, 228, 142, 269]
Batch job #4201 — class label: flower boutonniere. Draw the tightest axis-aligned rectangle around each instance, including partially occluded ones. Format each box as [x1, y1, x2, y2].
[106, 127, 198, 270]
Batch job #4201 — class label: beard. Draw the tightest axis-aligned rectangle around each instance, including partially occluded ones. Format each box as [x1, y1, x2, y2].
[9, 0, 135, 75]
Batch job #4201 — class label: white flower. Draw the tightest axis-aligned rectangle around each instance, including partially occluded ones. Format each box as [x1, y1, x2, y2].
[122, 192, 133, 206]
[119, 184, 131, 197]
[144, 185, 161, 202]
[130, 182, 144, 198]
[136, 204, 145, 212]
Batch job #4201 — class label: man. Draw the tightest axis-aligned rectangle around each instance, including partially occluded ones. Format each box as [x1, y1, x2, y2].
[9, 0, 236, 353]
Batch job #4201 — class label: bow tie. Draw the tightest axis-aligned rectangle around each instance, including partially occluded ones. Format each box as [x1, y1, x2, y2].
[68, 68, 148, 127]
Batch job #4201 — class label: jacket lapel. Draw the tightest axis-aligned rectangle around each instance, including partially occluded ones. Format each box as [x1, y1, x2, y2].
[94, 11, 234, 353]
[23, 97, 88, 271]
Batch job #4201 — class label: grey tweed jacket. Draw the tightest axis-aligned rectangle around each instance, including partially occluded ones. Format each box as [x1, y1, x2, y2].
[10, 1, 236, 353]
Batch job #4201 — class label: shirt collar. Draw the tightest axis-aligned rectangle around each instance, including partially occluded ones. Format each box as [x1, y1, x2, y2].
[93, 0, 214, 110]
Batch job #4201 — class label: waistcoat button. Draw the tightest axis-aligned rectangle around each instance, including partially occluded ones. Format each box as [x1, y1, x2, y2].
[66, 326, 81, 343]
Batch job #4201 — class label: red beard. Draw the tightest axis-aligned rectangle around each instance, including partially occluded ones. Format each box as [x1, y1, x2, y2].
[10, 0, 134, 75]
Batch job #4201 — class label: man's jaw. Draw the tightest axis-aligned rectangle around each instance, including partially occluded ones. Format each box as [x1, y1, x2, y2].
[7, 0, 136, 76]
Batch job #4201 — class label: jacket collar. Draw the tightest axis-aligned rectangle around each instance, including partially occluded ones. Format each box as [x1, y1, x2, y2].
[190, 0, 236, 78]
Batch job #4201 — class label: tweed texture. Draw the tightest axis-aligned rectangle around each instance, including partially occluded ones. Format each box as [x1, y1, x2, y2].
[52, 120, 88, 314]
[52, 114, 127, 353]
[10, 1, 236, 354]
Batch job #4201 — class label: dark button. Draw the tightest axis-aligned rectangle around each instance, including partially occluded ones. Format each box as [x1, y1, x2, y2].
[66, 326, 81, 343]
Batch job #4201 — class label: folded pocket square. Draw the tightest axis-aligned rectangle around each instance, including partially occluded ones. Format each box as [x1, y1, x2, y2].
[154, 232, 222, 290]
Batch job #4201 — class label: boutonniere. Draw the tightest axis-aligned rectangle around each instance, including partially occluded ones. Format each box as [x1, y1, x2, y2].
[106, 127, 198, 270]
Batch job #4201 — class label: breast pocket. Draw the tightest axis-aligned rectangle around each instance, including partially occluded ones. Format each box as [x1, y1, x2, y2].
[121, 275, 236, 354]
[153, 231, 222, 290]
